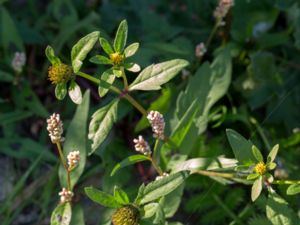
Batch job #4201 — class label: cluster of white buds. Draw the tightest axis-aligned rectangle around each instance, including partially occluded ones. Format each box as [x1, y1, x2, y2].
[11, 52, 26, 73]
[195, 42, 207, 58]
[147, 111, 165, 140]
[46, 113, 63, 143]
[58, 188, 73, 203]
[155, 172, 169, 181]
[213, 0, 234, 24]
[67, 151, 80, 169]
[133, 135, 151, 155]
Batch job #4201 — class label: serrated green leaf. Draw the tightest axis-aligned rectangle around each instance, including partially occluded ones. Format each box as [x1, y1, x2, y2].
[267, 144, 279, 163]
[51, 203, 72, 225]
[251, 175, 263, 201]
[68, 80, 82, 104]
[114, 186, 130, 205]
[247, 173, 260, 180]
[85, 187, 122, 208]
[287, 184, 300, 195]
[111, 154, 151, 176]
[114, 20, 128, 52]
[100, 37, 114, 55]
[124, 42, 139, 57]
[98, 69, 115, 97]
[138, 171, 190, 205]
[252, 145, 264, 162]
[45, 45, 61, 65]
[55, 82, 67, 100]
[59, 91, 90, 189]
[129, 59, 189, 91]
[71, 31, 100, 73]
[226, 129, 256, 164]
[89, 55, 112, 65]
[88, 99, 119, 154]
[266, 192, 296, 225]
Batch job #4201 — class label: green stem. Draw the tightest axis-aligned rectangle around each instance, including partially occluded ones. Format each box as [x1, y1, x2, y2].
[273, 180, 300, 185]
[196, 170, 236, 179]
[250, 117, 271, 150]
[150, 158, 163, 176]
[205, 21, 221, 50]
[121, 67, 128, 90]
[56, 142, 71, 190]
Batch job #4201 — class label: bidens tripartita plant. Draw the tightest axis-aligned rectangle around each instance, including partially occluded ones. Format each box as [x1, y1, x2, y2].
[44, 2, 300, 225]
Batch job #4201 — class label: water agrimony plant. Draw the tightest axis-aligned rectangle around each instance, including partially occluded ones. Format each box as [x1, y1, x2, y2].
[44, 5, 300, 225]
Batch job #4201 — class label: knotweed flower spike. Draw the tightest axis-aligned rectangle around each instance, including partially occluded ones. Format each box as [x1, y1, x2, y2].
[195, 42, 207, 58]
[46, 113, 63, 143]
[147, 111, 165, 140]
[67, 151, 80, 170]
[58, 188, 73, 203]
[213, 0, 234, 24]
[11, 52, 26, 73]
[133, 135, 151, 155]
[155, 172, 169, 181]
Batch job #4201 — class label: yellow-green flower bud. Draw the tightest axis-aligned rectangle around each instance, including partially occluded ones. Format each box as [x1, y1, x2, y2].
[110, 52, 124, 65]
[255, 162, 267, 175]
[48, 63, 73, 84]
[112, 205, 139, 225]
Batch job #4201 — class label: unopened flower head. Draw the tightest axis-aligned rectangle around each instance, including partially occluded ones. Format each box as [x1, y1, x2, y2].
[147, 111, 165, 140]
[11, 52, 26, 73]
[133, 135, 151, 155]
[47, 113, 63, 143]
[48, 63, 73, 84]
[254, 162, 267, 175]
[67, 151, 80, 169]
[213, 0, 234, 23]
[155, 172, 169, 181]
[58, 188, 73, 203]
[195, 42, 207, 58]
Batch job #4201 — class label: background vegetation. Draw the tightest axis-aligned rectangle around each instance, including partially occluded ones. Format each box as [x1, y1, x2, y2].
[0, 0, 300, 224]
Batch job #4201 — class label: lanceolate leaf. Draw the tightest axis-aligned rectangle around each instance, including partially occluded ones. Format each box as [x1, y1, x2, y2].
[114, 20, 128, 52]
[251, 175, 262, 201]
[226, 129, 256, 164]
[51, 203, 72, 225]
[100, 37, 114, 55]
[85, 187, 122, 208]
[59, 91, 90, 189]
[111, 154, 151, 176]
[138, 171, 190, 205]
[89, 55, 112, 65]
[68, 80, 82, 104]
[114, 186, 130, 205]
[252, 145, 264, 162]
[287, 184, 300, 195]
[129, 59, 189, 91]
[88, 99, 119, 154]
[124, 42, 139, 57]
[267, 144, 279, 163]
[45, 45, 61, 65]
[71, 31, 100, 73]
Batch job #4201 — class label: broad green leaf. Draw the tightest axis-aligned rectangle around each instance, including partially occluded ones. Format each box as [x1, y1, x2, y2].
[71, 31, 100, 73]
[251, 175, 262, 201]
[88, 99, 119, 154]
[247, 173, 260, 180]
[226, 129, 256, 164]
[59, 91, 90, 189]
[100, 37, 114, 55]
[51, 203, 72, 225]
[252, 145, 264, 162]
[111, 154, 151, 176]
[114, 20, 128, 52]
[70, 204, 85, 225]
[114, 186, 130, 205]
[84, 187, 122, 208]
[124, 42, 139, 57]
[267, 144, 279, 163]
[138, 171, 190, 205]
[266, 192, 296, 225]
[98, 69, 116, 97]
[68, 80, 82, 104]
[55, 82, 67, 100]
[129, 59, 189, 91]
[45, 45, 61, 65]
[287, 184, 300, 195]
[89, 55, 112, 65]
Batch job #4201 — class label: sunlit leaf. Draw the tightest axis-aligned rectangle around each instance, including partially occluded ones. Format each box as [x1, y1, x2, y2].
[85, 187, 121, 208]
[114, 20, 128, 52]
[68, 80, 82, 104]
[51, 203, 72, 225]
